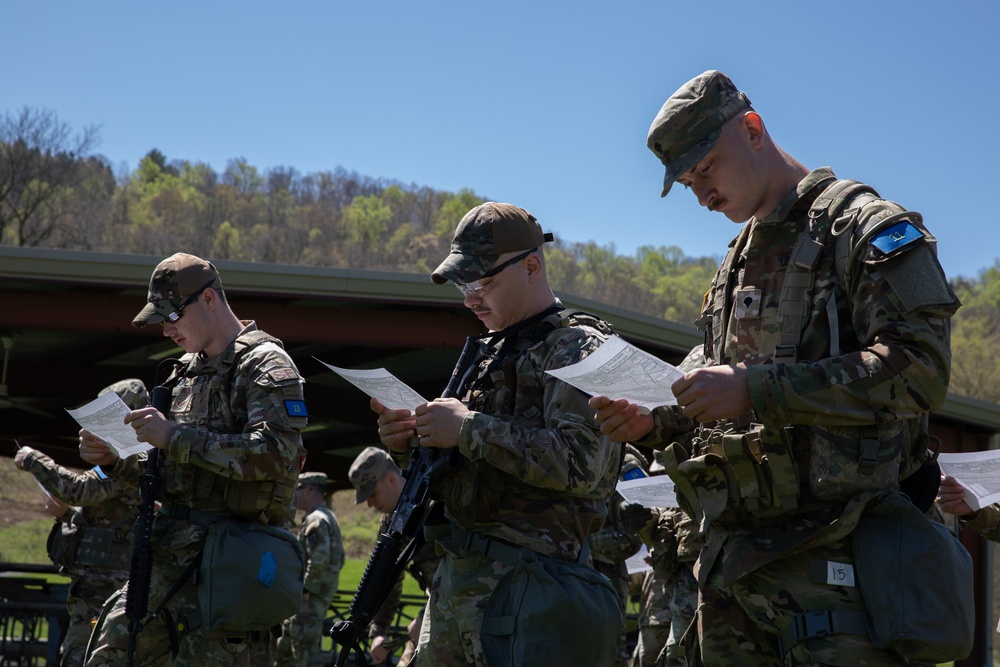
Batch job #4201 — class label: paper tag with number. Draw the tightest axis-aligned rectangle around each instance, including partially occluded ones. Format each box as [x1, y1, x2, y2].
[826, 561, 856, 587]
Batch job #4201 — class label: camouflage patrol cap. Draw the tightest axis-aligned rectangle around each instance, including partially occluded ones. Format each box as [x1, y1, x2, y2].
[348, 446, 391, 504]
[430, 202, 554, 285]
[297, 471, 328, 490]
[647, 70, 752, 197]
[132, 253, 223, 328]
[97, 378, 150, 411]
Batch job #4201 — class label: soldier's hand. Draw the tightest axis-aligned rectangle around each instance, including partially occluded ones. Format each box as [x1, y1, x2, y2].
[79, 429, 117, 466]
[125, 407, 176, 450]
[13, 445, 36, 470]
[370, 634, 390, 664]
[672, 364, 752, 423]
[589, 396, 654, 442]
[937, 475, 975, 516]
[620, 501, 657, 535]
[414, 398, 466, 450]
[44, 496, 70, 518]
[372, 398, 418, 453]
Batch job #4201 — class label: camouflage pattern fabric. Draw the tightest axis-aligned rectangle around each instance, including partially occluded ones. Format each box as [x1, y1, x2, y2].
[412, 550, 513, 666]
[84, 322, 307, 667]
[645, 169, 959, 666]
[400, 308, 621, 665]
[657, 564, 697, 667]
[273, 596, 328, 667]
[960, 504, 1000, 542]
[275, 505, 344, 667]
[593, 557, 631, 667]
[632, 573, 673, 667]
[17, 447, 141, 667]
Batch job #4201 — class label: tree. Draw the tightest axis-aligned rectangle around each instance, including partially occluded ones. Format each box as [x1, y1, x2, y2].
[0, 107, 101, 245]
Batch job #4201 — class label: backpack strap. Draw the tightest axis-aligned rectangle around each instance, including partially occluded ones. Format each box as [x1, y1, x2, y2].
[774, 179, 879, 363]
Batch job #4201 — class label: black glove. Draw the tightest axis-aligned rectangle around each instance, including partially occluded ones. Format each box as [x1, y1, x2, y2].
[619, 501, 657, 535]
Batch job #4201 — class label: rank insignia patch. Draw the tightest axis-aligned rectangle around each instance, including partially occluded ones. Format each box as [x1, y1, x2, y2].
[284, 399, 308, 417]
[870, 220, 922, 255]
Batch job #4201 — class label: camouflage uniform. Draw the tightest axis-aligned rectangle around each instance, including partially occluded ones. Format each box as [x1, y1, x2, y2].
[275, 473, 344, 667]
[655, 507, 701, 667]
[18, 447, 142, 667]
[16, 379, 148, 667]
[85, 254, 308, 667]
[404, 202, 623, 666]
[958, 504, 1000, 541]
[592, 445, 646, 667]
[643, 72, 960, 666]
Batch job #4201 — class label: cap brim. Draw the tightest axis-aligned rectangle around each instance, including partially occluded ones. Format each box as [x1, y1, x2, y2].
[354, 485, 376, 504]
[132, 301, 171, 328]
[658, 130, 721, 198]
[430, 252, 497, 285]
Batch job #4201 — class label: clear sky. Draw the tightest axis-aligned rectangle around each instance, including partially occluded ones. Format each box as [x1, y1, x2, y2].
[4, 1, 997, 280]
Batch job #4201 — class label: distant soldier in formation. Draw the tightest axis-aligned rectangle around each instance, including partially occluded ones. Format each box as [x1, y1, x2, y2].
[14, 379, 147, 667]
[275, 472, 344, 667]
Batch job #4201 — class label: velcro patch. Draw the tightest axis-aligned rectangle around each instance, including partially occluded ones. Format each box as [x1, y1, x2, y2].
[869, 220, 922, 255]
[284, 399, 308, 417]
[267, 367, 299, 383]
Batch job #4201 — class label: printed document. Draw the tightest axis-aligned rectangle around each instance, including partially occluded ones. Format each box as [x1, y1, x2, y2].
[617, 475, 678, 509]
[938, 450, 1000, 511]
[316, 358, 429, 412]
[65, 392, 151, 458]
[545, 335, 684, 414]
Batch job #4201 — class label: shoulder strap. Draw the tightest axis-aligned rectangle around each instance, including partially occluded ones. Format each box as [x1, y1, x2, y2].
[774, 180, 879, 363]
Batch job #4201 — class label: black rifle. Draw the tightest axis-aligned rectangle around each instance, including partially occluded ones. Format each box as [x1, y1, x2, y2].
[329, 334, 486, 667]
[124, 361, 180, 667]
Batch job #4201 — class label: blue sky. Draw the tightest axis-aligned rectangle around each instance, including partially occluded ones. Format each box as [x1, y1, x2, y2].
[4, 1, 997, 280]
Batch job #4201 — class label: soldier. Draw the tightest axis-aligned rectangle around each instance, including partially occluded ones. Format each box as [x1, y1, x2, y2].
[371, 202, 623, 666]
[14, 379, 147, 667]
[590, 444, 646, 667]
[79, 252, 308, 666]
[591, 71, 960, 665]
[347, 446, 440, 665]
[275, 472, 344, 667]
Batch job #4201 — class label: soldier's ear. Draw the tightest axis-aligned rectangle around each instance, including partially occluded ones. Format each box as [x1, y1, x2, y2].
[743, 111, 765, 147]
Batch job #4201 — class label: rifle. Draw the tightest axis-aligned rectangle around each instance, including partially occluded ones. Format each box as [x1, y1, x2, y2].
[330, 334, 486, 666]
[124, 360, 180, 667]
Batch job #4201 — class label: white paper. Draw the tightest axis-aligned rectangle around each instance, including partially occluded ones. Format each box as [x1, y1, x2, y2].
[65, 392, 151, 458]
[316, 358, 429, 412]
[617, 475, 678, 509]
[545, 335, 684, 414]
[625, 544, 652, 575]
[938, 450, 1000, 511]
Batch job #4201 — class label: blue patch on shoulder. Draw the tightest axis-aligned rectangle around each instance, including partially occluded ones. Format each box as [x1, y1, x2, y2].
[284, 399, 308, 417]
[869, 220, 922, 255]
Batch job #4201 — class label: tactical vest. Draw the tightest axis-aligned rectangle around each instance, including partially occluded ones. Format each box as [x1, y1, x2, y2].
[670, 180, 935, 526]
[440, 307, 615, 529]
[165, 330, 303, 526]
[45, 508, 136, 574]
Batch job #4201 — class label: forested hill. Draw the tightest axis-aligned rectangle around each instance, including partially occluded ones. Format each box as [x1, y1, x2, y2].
[2, 107, 998, 404]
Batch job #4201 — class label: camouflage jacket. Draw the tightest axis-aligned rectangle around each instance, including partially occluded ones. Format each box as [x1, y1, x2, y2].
[400, 306, 622, 561]
[299, 504, 344, 602]
[108, 322, 307, 557]
[716, 168, 958, 428]
[21, 448, 140, 576]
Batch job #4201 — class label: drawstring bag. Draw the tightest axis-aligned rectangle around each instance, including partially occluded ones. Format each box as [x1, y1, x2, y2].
[480, 549, 624, 667]
[852, 491, 974, 662]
